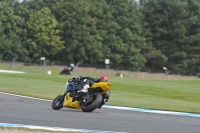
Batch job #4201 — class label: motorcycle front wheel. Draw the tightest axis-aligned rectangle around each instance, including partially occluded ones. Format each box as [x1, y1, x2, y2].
[81, 92, 102, 112]
[52, 95, 64, 110]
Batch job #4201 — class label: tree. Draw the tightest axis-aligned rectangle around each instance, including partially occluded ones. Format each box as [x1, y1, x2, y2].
[138, 0, 167, 72]
[87, 0, 119, 66]
[141, 0, 200, 75]
[49, 0, 104, 65]
[106, 0, 146, 69]
[0, 0, 27, 61]
[26, 7, 64, 60]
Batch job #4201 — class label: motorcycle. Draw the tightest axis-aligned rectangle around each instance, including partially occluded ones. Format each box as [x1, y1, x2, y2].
[59, 64, 74, 75]
[52, 81, 112, 112]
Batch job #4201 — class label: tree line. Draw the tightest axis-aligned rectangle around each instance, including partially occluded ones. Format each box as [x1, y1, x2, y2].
[0, 0, 199, 75]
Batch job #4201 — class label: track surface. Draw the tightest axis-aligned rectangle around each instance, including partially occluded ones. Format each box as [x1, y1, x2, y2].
[0, 93, 200, 133]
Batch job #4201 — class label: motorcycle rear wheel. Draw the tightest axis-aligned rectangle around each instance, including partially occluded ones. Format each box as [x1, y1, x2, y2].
[52, 95, 64, 110]
[59, 70, 64, 74]
[81, 92, 102, 112]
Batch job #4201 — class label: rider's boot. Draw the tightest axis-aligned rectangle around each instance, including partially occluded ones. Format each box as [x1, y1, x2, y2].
[77, 84, 89, 93]
[98, 99, 108, 109]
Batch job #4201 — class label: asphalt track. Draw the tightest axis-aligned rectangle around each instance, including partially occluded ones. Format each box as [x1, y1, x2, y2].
[0, 92, 200, 133]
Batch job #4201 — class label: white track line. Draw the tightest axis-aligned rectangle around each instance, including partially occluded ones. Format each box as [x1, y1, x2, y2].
[0, 123, 127, 133]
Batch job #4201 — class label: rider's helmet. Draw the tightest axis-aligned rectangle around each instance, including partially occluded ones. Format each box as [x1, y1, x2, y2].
[99, 74, 108, 82]
[70, 63, 74, 67]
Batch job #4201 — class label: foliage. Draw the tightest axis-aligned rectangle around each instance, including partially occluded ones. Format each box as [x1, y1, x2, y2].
[141, 0, 200, 74]
[0, 0, 27, 61]
[47, 0, 104, 65]
[106, 0, 146, 69]
[26, 7, 64, 60]
[0, 0, 200, 75]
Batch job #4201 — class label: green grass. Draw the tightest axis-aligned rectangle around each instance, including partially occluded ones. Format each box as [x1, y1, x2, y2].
[0, 73, 200, 114]
[0, 62, 63, 74]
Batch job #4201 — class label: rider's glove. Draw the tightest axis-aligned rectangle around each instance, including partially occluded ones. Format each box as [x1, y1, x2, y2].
[71, 76, 81, 84]
[77, 76, 82, 82]
[71, 77, 76, 82]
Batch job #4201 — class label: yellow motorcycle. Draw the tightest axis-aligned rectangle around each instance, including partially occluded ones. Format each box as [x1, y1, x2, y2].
[52, 82, 112, 112]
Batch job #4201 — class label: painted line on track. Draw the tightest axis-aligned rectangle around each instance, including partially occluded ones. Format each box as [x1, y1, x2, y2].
[0, 122, 126, 133]
[103, 105, 200, 118]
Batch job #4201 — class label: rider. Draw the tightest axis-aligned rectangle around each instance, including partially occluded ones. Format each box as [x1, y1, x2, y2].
[65, 75, 110, 107]
[65, 75, 108, 92]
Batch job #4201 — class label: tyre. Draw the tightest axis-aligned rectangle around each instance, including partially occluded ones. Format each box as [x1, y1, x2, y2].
[60, 70, 64, 74]
[81, 92, 102, 112]
[52, 95, 64, 110]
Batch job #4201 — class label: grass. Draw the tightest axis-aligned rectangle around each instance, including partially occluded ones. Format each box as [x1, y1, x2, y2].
[0, 72, 200, 114]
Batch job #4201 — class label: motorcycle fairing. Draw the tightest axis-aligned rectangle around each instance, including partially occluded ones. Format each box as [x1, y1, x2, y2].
[90, 82, 112, 94]
[63, 93, 81, 109]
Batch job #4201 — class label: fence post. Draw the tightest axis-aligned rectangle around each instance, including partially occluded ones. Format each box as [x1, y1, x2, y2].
[8, 57, 18, 70]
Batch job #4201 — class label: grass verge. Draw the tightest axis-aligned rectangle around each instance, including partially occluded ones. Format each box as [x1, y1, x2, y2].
[0, 73, 200, 113]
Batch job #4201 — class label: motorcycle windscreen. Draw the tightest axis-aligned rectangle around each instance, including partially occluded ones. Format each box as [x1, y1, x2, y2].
[63, 93, 81, 109]
[90, 82, 112, 94]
